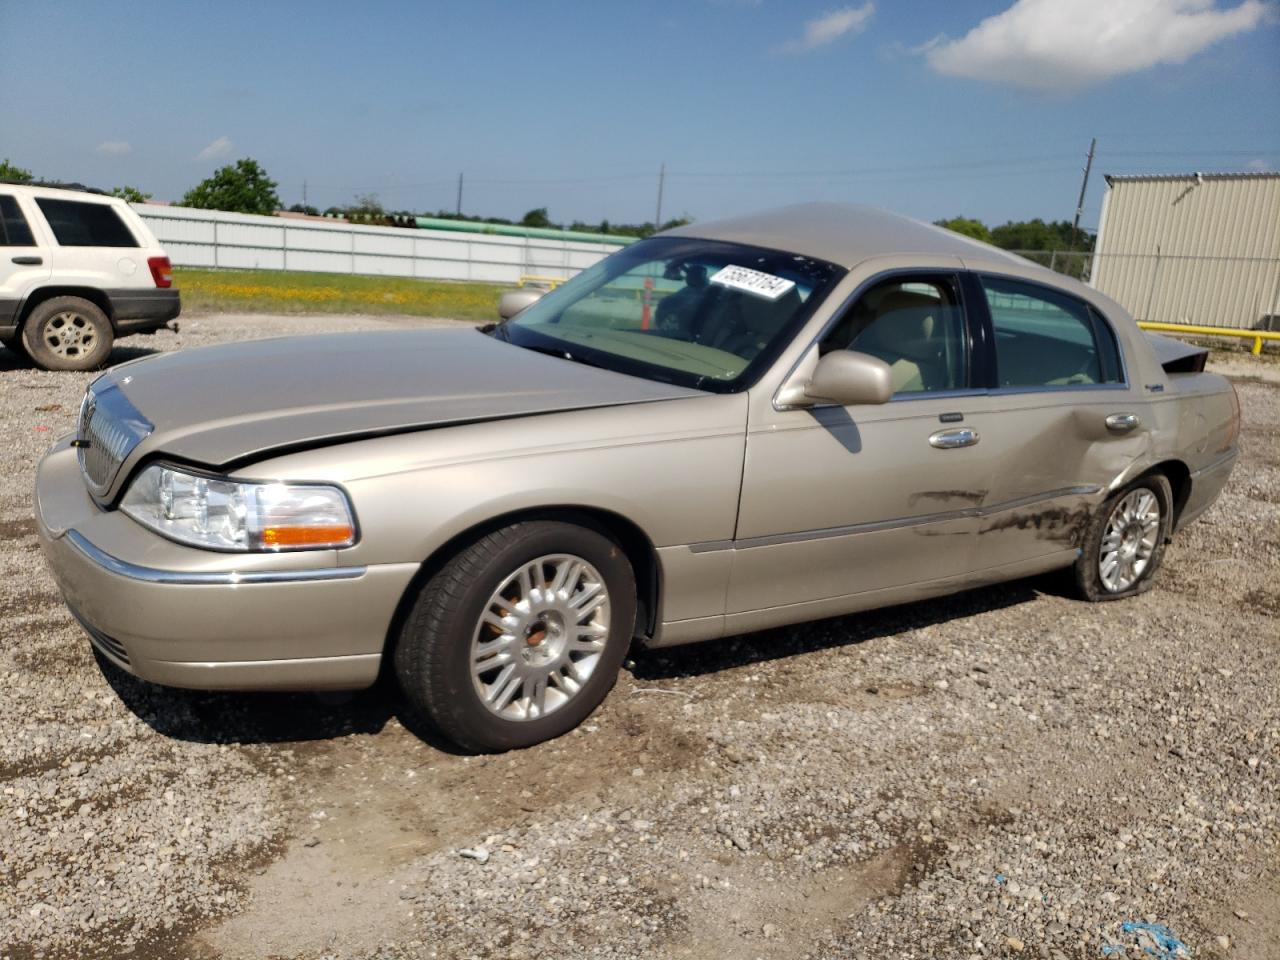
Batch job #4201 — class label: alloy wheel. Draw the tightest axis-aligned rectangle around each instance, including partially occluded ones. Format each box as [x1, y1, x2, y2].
[470, 553, 611, 721]
[43, 312, 97, 359]
[1098, 488, 1161, 592]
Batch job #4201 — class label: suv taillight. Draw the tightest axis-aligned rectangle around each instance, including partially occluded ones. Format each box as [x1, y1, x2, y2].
[147, 256, 172, 288]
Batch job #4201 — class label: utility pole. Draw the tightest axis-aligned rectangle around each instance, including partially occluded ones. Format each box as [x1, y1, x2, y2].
[655, 162, 666, 229]
[456, 172, 464, 216]
[1072, 137, 1096, 242]
[302, 180, 308, 208]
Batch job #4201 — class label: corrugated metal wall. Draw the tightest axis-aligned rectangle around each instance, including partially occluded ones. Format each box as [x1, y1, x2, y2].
[134, 205, 624, 284]
[1090, 174, 1280, 329]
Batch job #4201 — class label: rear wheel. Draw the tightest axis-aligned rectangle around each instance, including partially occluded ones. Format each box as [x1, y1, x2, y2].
[21, 296, 113, 371]
[1072, 474, 1172, 601]
[394, 521, 636, 752]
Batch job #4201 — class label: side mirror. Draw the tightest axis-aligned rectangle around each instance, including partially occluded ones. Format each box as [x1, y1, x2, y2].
[498, 287, 547, 320]
[804, 351, 893, 406]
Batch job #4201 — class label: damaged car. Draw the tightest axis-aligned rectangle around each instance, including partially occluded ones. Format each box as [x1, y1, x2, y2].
[35, 204, 1239, 751]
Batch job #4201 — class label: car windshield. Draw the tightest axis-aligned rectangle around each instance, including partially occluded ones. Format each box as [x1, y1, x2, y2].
[499, 237, 844, 392]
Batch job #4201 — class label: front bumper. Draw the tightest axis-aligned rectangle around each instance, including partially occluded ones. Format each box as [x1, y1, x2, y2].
[34, 437, 418, 690]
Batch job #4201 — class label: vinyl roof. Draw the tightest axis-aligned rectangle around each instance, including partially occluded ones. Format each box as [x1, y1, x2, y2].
[665, 202, 1026, 269]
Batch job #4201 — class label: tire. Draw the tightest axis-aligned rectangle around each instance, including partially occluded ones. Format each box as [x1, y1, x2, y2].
[394, 520, 637, 752]
[21, 296, 114, 371]
[1072, 473, 1173, 602]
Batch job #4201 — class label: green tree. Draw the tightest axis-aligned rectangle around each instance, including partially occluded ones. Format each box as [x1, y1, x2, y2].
[288, 203, 320, 216]
[0, 158, 33, 183]
[988, 218, 1093, 252]
[110, 185, 152, 203]
[934, 217, 991, 244]
[181, 158, 280, 215]
[520, 207, 552, 228]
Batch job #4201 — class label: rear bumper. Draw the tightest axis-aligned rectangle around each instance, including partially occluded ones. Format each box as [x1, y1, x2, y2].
[35, 437, 418, 691]
[108, 288, 181, 334]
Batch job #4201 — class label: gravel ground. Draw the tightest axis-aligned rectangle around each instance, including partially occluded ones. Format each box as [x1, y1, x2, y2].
[1, 317, 1276, 960]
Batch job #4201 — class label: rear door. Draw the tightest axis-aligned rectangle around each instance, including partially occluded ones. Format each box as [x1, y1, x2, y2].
[958, 272, 1140, 568]
[0, 193, 51, 332]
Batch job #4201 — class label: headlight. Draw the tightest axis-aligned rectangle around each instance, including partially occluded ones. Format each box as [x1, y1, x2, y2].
[120, 464, 356, 552]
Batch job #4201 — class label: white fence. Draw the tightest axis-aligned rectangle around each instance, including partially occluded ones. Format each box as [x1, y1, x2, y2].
[133, 205, 624, 285]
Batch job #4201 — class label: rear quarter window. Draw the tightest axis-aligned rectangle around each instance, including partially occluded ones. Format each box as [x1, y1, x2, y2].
[34, 198, 138, 247]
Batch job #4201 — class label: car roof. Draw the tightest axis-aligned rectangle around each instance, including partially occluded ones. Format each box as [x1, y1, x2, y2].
[0, 181, 120, 202]
[663, 202, 1028, 270]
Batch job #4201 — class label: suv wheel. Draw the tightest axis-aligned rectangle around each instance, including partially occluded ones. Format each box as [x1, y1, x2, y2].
[394, 520, 637, 752]
[22, 296, 113, 371]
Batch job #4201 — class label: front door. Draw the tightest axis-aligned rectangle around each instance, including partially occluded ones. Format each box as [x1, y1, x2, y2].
[728, 271, 989, 615]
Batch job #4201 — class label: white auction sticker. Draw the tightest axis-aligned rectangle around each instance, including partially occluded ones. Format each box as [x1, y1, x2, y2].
[709, 264, 796, 300]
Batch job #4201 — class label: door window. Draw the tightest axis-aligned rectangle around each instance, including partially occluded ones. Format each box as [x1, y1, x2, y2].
[981, 277, 1121, 387]
[820, 275, 968, 394]
[34, 198, 138, 247]
[0, 195, 36, 246]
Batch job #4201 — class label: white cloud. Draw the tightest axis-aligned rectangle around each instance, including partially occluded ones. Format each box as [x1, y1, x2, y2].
[924, 0, 1267, 91]
[779, 4, 875, 54]
[196, 136, 233, 161]
[94, 140, 132, 156]
[1245, 158, 1273, 172]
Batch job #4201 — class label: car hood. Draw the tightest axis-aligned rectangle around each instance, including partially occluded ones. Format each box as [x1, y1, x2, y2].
[93, 327, 701, 488]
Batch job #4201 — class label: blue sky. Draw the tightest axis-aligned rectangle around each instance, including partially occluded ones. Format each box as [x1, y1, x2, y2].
[2, 0, 1277, 232]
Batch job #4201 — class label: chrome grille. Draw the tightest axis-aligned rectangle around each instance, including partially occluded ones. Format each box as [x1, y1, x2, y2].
[77, 383, 153, 496]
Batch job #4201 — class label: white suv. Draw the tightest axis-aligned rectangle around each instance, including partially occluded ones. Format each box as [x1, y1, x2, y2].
[0, 184, 180, 371]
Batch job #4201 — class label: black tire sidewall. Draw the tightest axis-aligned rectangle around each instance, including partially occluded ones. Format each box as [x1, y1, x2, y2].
[1075, 474, 1173, 601]
[22, 297, 113, 371]
[398, 521, 636, 752]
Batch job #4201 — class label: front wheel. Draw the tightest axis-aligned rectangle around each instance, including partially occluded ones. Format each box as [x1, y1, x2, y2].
[1072, 474, 1173, 601]
[394, 520, 636, 752]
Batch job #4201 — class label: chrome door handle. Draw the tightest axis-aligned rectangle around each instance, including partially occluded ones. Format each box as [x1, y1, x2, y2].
[1105, 413, 1141, 433]
[929, 427, 980, 449]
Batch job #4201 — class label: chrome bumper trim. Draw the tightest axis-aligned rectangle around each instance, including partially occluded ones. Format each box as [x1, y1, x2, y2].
[64, 530, 366, 585]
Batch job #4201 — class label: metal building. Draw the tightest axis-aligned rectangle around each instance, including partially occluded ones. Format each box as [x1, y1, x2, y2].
[1090, 172, 1280, 330]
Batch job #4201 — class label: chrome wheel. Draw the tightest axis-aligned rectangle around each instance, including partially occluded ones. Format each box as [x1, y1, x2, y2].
[470, 553, 611, 721]
[43, 312, 97, 358]
[1098, 488, 1160, 592]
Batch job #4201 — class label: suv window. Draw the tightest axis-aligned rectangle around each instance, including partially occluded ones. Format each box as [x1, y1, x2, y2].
[981, 277, 1120, 388]
[0, 195, 36, 246]
[820, 275, 968, 394]
[34, 198, 138, 247]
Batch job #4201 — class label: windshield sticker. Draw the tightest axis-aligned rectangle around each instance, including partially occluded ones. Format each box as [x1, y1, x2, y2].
[709, 265, 796, 300]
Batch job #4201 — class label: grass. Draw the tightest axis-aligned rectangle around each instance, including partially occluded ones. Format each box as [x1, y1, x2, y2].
[172, 268, 504, 321]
